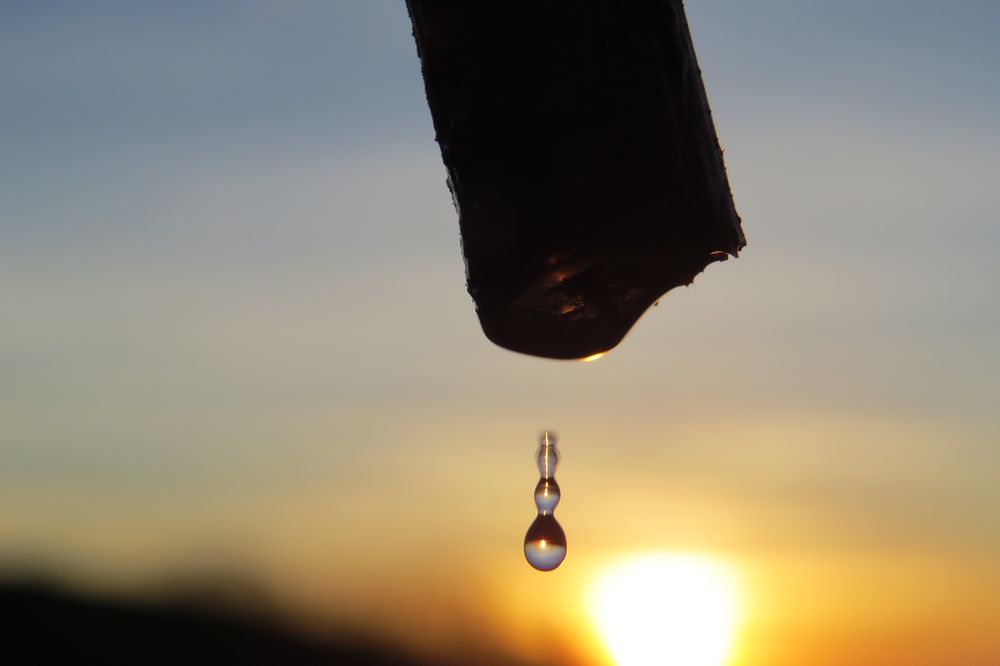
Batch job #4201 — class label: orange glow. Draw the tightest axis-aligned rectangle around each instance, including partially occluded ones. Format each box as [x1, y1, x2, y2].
[580, 352, 606, 363]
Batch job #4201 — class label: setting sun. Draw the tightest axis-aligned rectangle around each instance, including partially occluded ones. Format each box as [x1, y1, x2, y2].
[589, 554, 741, 666]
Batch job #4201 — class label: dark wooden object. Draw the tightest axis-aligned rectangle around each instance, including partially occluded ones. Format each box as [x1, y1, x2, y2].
[407, 0, 745, 359]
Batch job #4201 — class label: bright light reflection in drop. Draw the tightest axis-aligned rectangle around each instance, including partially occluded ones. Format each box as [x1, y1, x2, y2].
[524, 431, 567, 571]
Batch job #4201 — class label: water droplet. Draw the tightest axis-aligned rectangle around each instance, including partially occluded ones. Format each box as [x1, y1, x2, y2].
[534, 478, 560, 514]
[535, 430, 559, 478]
[524, 431, 567, 571]
[524, 514, 567, 571]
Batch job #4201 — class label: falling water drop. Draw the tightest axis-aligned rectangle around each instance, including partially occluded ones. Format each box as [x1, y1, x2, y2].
[524, 431, 567, 571]
[524, 514, 566, 572]
[534, 478, 561, 514]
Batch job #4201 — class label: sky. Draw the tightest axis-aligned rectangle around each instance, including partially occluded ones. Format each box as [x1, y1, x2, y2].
[2, 1, 999, 664]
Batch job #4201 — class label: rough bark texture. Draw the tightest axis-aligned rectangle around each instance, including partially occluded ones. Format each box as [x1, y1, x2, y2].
[407, 0, 745, 359]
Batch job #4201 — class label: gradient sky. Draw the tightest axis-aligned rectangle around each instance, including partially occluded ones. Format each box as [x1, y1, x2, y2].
[2, 2, 999, 664]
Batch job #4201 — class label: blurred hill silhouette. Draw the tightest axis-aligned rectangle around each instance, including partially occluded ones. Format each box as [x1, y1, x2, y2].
[0, 578, 480, 665]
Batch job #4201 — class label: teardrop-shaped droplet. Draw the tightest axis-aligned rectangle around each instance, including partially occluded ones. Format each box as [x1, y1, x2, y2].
[534, 478, 561, 514]
[523, 514, 567, 571]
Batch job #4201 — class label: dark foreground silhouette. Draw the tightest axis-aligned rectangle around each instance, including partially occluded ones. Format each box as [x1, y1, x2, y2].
[0, 581, 461, 665]
[407, 0, 745, 359]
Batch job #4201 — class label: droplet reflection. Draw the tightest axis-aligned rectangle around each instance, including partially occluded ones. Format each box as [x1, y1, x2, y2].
[524, 514, 567, 571]
[524, 431, 567, 571]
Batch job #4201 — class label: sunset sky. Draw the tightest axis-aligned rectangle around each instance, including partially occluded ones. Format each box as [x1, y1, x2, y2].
[2, 1, 998, 664]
